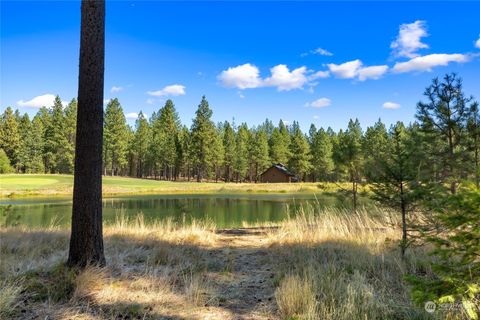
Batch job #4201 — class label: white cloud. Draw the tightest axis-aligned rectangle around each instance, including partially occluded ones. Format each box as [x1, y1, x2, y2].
[237, 91, 245, 99]
[308, 70, 330, 81]
[302, 47, 333, 57]
[475, 34, 480, 49]
[392, 53, 469, 73]
[218, 63, 311, 91]
[263, 65, 309, 91]
[110, 86, 123, 93]
[327, 60, 387, 81]
[145, 98, 155, 105]
[327, 60, 362, 79]
[125, 112, 139, 119]
[313, 48, 333, 56]
[147, 84, 186, 97]
[391, 20, 429, 58]
[305, 98, 331, 108]
[383, 102, 401, 109]
[357, 65, 389, 81]
[313, 115, 320, 119]
[218, 63, 262, 89]
[17, 94, 67, 108]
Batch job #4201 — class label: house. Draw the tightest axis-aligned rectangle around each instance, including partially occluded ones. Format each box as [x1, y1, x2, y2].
[260, 163, 296, 183]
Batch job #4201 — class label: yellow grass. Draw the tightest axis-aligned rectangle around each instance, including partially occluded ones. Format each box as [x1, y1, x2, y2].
[0, 173, 368, 198]
[0, 208, 461, 319]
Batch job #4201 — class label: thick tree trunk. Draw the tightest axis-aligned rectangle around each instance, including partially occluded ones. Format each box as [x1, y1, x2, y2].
[67, 0, 106, 268]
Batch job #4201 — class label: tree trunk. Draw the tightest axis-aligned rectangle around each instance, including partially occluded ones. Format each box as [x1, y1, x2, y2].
[400, 181, 407, 258]
[67, 0, 106, 268]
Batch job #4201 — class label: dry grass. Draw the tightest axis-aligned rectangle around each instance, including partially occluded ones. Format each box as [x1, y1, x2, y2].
[0, 207, 459, 319]
[0, 173, 368, 198]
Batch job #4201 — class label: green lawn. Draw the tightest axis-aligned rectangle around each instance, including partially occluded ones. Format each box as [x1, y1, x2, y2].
[0, 174, 355, 198]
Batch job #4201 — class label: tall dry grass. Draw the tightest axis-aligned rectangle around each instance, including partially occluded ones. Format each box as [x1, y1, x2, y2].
[267, 206, 435, 320]
[0, 206, 451, 319]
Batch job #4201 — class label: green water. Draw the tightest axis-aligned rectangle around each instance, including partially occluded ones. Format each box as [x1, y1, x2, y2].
[0, 193, 362, 228]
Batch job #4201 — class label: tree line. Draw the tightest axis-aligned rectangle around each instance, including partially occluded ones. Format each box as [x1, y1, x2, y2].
[1, 74, 478, 190]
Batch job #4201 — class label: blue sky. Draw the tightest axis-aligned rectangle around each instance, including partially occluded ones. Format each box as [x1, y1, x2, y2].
[1, 1, 480, 131]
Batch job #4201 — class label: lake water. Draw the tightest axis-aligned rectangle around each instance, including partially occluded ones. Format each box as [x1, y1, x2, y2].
[0, 193, 361, 228]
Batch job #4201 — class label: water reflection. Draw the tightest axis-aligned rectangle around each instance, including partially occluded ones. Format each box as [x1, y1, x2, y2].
[0, 193, 361, 228]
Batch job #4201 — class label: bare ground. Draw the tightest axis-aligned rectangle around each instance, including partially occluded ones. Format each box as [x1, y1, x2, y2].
[203, 228, 278, 320]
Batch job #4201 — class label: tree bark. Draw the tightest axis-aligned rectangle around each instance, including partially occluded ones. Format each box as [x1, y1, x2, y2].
[67, 0, 106, 267]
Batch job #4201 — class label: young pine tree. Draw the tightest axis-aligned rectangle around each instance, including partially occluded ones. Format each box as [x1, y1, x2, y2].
[370, 122, 418, 256]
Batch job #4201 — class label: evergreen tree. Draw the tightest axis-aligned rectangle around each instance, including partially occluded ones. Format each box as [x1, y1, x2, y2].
[133, 111, 150, 178]
[338, 119, 364, 212]
[310, 127, 334, 181]
[104, 98, 129, 176]
[0, 148, 14, 173]
[408, 185, 480, 319]
[363, 119, 389, 180]
[288, 122, 312, 181]
[212, 126, 225, 182]
[190, 96, 216, 181]
[269, 120, 291, 165]
[44, 96, 71, 173]
[0, 107, 20, 168]
[178, 126, 192, 180]
[466, 102, 480, 187]
[416, 73, 472, 193]
[222, 121, 236, 182]
[234, 123, 249, 182]
[249, 128, 270, 181]
[370, 122, 418, 256]
[16, 113, 31, 172]
[158, 100, 180, 179]
[62, 99, 77, 173]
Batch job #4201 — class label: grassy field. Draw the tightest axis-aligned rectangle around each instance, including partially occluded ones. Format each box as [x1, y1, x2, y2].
[0, 206, 462, 320]
[0, 174, 365, 198]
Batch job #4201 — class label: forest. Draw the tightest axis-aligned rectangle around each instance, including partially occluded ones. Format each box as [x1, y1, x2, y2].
[1, 73, 479, 189]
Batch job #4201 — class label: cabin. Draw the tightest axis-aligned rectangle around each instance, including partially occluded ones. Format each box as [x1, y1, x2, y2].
[260, 163, 296, 183]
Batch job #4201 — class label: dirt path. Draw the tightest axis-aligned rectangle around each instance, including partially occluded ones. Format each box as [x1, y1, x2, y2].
[204, 228, 278, 320]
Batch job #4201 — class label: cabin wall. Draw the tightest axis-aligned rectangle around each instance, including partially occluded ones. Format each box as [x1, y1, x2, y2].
[260, 167, 291, 183]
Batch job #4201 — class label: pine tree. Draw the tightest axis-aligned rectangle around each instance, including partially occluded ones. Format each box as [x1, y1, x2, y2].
[178, 126, 191, 180]
[212, 126, 225, 182]
[156, 100, 180, 180]
[288, 122, 312, 181]
[416, 73, 472, 194]
[466, 102, 480, 187]
[269, 120, 290, 165]
[222, 121, 236, 182]
[16, 113, 31, 172]
[0, 148, 14, 173]
[0, 107, 21, 168]
[363, 119, 389, 180]
[104, 98, 129, 176]
[338, 119, 364, 212]
[62, 99, 77, 173]
[370, 122, 418, 256]
[310, 127, 334, 181]
[249, 128, 270, 181]
[407, 185, 480, 319]
[234, 123, 249, 182]
[133, 111, 150, 178]
[190, 96, 216, 181]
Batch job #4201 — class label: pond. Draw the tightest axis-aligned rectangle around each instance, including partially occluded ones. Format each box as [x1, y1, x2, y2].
[0, 193, 367, 228]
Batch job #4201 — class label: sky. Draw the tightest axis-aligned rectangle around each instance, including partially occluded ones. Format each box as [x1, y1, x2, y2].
[1, 1, 480, 131]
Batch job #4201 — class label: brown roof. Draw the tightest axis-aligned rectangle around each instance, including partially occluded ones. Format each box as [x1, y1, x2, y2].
[260, 163, 295, 177]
